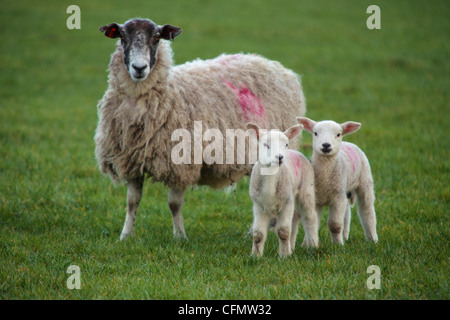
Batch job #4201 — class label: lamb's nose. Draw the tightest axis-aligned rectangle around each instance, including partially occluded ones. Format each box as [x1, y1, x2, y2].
[132, 63, 147, 73]
[276, 155, 284, 163]
[322, 143, 331, 149]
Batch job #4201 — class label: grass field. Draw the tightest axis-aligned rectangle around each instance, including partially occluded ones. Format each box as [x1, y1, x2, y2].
[0, 0, 448, 300]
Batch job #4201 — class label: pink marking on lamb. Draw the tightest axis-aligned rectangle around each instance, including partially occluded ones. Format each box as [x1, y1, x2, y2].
[343, 145, 358, 172]
[224, 81, 265, 121]
[288, 150, 302, 177]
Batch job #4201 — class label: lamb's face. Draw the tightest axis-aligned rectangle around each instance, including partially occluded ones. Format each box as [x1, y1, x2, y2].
[297, 117, 362, 157]
[258, 131, 290, 167]
[100, 18, 182, 82]
[311, 121, 344, 156]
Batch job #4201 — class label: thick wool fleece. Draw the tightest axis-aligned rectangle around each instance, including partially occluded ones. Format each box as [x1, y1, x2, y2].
[95, 41, 306, 189]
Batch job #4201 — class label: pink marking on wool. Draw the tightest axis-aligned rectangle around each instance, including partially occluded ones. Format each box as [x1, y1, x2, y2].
[225, 81, 265, 121]
[343, 145, 358, 172]
[288, 150, 302, 177]
[218, 54, 241, 66]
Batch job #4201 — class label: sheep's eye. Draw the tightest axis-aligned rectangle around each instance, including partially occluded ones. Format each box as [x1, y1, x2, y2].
[314, 132, 318, 136]
[337, 133, 341, 138]
[154, 33, 161, 41]
[285, 143, 289, 148]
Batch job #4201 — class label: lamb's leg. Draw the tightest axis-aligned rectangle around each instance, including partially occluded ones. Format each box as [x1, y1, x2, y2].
[343, 202, 351, 241]
[251, 206, 270, 257]
[328, 197, 347, 245]
[290, 211, 300, 252]
[276, 201, 295, 257]
[300, 207, 319, 248]
[120, 177, 144, 240]
[356, 186, 378, 242]
[299, 187, 319, 248]
[316, 205, 323, 229]
[168, 188, 187, 239]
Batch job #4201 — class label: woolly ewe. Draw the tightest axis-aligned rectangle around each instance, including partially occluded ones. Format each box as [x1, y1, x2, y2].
[94, 18, 306, 240]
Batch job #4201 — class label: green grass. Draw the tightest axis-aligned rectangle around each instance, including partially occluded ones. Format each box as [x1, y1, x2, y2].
[0, 0, 448, 299]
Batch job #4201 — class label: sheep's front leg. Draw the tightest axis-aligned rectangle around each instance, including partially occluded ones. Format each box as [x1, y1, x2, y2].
[276, 200, 295, 257]
[168, 188, 187, 239]
[120, 177, 144, 240]
[251, 205, 270, 257]
[328, 196, 347, 245]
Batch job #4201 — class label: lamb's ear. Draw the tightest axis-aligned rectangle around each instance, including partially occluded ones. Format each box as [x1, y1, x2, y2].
[159, 24, 183, 41]
[99, 23, 121, 38]
[247, 122, 260, 141]
[341, 121, 361, 136]
[296, 117, 316, 133]
[284, 124, 303, 141]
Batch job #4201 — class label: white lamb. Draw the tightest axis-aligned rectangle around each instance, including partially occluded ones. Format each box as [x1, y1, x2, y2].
[247, 123, 318, 257]
[297, 117, 378, 244]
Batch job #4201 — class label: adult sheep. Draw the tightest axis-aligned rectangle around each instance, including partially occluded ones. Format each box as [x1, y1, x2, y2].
[95, 18, 306, 240]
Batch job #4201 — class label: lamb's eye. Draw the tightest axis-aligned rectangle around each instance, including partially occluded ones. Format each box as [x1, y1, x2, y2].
[314, 132, 318, 136]
[337, 133, 341, 137]
[285, 143, 289, 148]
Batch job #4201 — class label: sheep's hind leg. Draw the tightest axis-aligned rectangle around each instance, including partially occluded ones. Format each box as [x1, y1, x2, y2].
[120, 177, 144, 240]
[356, 187, 378, 243]
[290, 211, 300, 252]
[300, 206, 319, 248]
[298, 186, 319, 248]
[343, 202, 351, 241]
[168, 188, 188, 239]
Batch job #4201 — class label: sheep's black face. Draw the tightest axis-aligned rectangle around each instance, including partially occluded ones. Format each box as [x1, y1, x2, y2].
[100, 18, 182, 82]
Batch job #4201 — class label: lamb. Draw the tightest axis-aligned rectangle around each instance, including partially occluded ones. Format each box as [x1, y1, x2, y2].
[94, 18, 306, 240]
[296, 117, 378, 244]
[247, 123, 318, 257]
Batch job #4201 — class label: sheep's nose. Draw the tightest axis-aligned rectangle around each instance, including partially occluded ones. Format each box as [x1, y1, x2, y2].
[322, 143, 331, 149]
[276, 155, 284, 163]
[132, 63, 147, 73]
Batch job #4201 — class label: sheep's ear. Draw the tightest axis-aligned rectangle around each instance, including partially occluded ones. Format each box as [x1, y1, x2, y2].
[284, 124, 303, 141]
[341, 121, 361, 136]
[99, 23, 121, 38]
[247, 122, 260, 141]
[159, 24, 183, 41]
[296, 117, 316, 133]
